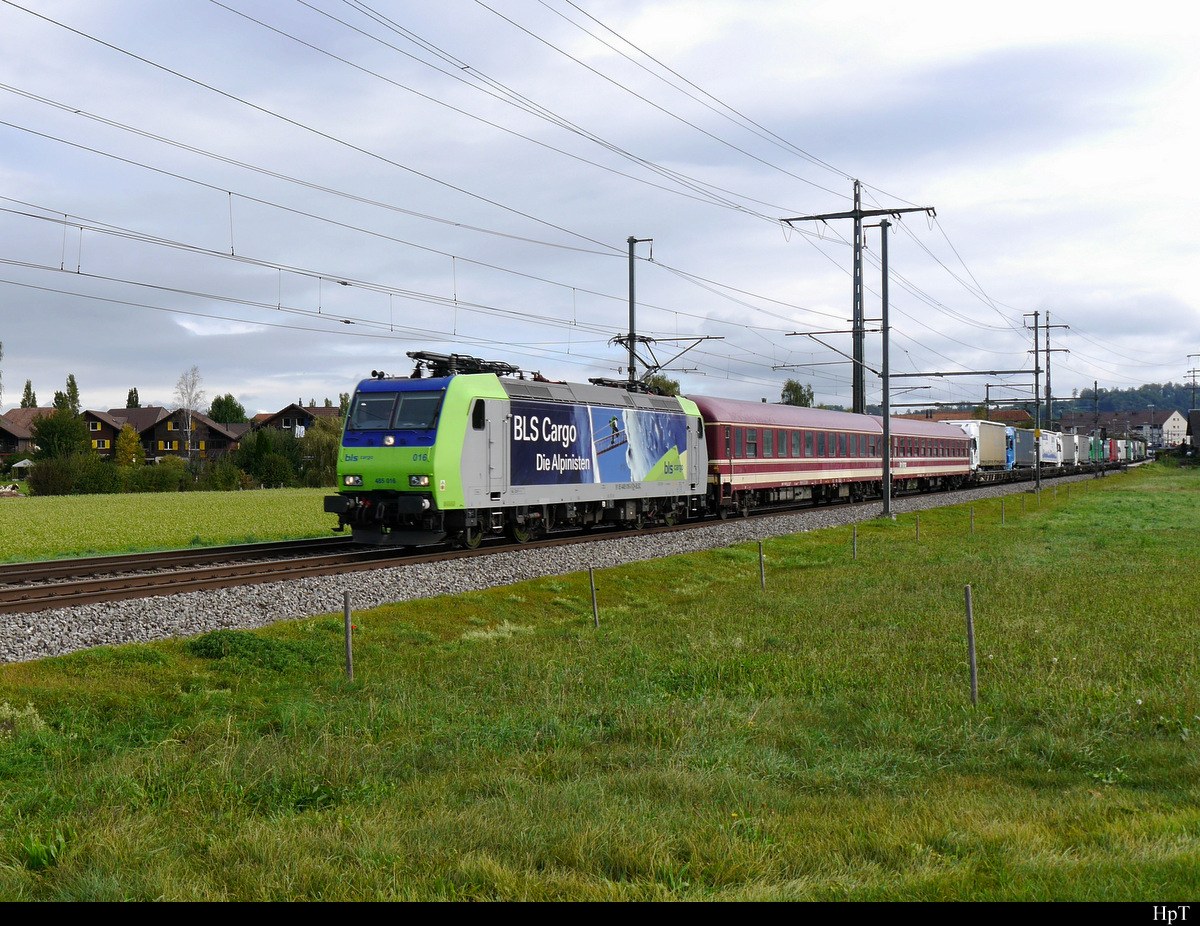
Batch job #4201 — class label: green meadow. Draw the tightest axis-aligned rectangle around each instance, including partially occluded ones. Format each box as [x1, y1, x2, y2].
[0, 488, 333, 562]
[0, 465, 1196, 899]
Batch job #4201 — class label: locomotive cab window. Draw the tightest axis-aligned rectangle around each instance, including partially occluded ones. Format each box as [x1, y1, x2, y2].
[393, 392, 444, 430]
[348, 390, 445, 431]
[472, 399, 486, 430]
[349, 393, 397, 430]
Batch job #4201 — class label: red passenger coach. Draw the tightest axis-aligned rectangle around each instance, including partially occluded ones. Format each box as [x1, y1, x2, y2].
[688, 395, 972, 515]
[883, 417, 973, 493]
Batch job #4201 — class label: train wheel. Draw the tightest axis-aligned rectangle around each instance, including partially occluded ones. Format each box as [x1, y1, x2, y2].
[718, 506, 729, 520]
[507, 519, 532, 543]
[461, 526, 483, 550]
[663, 508, 678, 527]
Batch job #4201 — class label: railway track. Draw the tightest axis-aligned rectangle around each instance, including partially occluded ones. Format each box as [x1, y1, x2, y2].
[0, 468, 1117, 616]
[0, 505, 798, 615]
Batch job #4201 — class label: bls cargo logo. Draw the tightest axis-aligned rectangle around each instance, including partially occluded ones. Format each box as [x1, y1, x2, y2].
[509, 399, 688, 487]
[511, 413, 579, 449]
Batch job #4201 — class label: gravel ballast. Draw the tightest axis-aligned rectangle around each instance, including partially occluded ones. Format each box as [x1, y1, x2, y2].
[0, 474, 1111, 665]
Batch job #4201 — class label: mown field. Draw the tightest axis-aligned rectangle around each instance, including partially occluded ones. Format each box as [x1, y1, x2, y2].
[0, 465, 1197, 899]
[0, 488, 334, 562]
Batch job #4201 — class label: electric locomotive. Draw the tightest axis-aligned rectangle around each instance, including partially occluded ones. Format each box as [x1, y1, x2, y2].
[325, 352, 708, 546]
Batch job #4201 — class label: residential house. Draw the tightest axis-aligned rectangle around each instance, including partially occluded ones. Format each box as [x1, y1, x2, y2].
[254, 403, 342, 437]
[143, 408, 242, 460]
[0, 417, 33, 457]
[82, 409, 127, 455]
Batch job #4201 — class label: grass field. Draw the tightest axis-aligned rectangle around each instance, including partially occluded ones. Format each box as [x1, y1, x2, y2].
[0, 488, 334, 562]
[0, 465, 1197, 899]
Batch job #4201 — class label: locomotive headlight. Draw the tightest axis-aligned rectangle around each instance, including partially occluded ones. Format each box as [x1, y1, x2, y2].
[383, 435, 395, 446]
[343, 475, 363, 487]
[409, 475, 431, 487]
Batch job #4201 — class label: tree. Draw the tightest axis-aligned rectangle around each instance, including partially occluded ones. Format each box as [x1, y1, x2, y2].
[323, 397, 333, 407]
[114, 423, 145, 467]
[781, 379, 814, 407]
[65, 374, 80, 415]
[338, 392, 350, 417]
[173, 366, 205, 462]
[52, 390, 71, 412]
[645, 372, 680, 396]
[126, 387, 140, 409]
[30, 408, 88, 460]
[299, 415, 342, 486]
[208, 393, 247, 424]
[20, 380, 36, 408]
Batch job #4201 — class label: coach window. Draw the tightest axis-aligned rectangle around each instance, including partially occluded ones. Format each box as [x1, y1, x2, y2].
[848, 433, 857, 458]
[746, 428, 758, 458]
[472, 400, 485, 430]
[837, 433, 846, 457]
[791, 430, 800, 457]
[803, 431, 812, 457]
[734, 428, 744, 459]
[763, 429, 773, 458]
[816, 432, 825, 457]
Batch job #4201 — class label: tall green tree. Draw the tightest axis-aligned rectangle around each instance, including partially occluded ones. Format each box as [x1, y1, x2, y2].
[208, 393, 247, 424]
[338, 392, 350, 417]
[52, 390, 71, 412]
[781, 379, 814, 407]
[20, 380, 37, 408]
[126, 387, 140, 409]
[31, 408, 88, 460]
[65, 374, 81, 415]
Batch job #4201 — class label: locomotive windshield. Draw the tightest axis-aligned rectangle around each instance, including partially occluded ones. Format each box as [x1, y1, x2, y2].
[347, 390, 444, 431]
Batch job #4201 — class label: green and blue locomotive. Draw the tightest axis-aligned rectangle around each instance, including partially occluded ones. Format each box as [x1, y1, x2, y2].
[325, 353, 708, 547]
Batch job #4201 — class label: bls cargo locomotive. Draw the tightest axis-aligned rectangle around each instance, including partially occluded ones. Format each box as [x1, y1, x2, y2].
[326, 351, 1129, 546]
[325, 352, 707, 547]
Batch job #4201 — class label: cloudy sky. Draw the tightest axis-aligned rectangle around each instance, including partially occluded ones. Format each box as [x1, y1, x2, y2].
[1, 0, 1197, 416]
